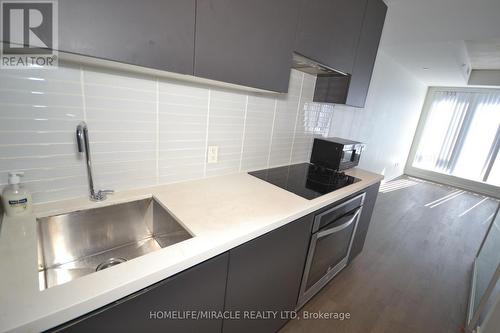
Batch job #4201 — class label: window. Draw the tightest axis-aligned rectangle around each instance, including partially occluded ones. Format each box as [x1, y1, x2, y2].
[410, 88, 500, 187]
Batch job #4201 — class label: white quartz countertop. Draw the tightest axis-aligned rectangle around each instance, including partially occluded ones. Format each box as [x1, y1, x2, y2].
[0, 168, 383, 333]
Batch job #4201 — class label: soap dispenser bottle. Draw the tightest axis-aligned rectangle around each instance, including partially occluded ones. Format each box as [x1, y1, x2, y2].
[1, 171, 33, 217]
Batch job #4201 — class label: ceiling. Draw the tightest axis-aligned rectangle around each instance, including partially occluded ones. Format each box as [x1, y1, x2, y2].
[381, 0, 500, 86]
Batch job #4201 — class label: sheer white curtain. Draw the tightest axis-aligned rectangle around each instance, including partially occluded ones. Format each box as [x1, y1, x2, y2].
[412, 89, 500, 186]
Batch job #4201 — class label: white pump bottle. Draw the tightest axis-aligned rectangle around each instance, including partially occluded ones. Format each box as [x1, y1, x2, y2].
[1, 171, 33, 217]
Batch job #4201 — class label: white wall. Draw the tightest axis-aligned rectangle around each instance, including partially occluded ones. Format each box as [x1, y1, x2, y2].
[326, 51, 428, 181]
[0, 64, 335, 203]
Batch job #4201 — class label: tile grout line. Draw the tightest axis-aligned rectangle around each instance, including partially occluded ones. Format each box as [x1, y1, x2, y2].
[203, 89, 211, 177]
[79, 65, 87, 121]
[155, 78, 160, 185]
[238, 95, 249, 172]
[267, 98, 278, 168]
[289, 72, 305, 165]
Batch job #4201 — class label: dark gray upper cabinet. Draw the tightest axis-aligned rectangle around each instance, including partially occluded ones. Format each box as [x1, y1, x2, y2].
[54, 253, 229, 333]
[194, 0, 301, 92]
[313, 74, 350, 104]
[223, 215, 313, 333]
[294, 0, 367, 75]
[59, 0, 195, 75]
[346, 0, 387, 108]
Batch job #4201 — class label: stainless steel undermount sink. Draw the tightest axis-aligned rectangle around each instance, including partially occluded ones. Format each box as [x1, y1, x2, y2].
[37, 198, 193, 290]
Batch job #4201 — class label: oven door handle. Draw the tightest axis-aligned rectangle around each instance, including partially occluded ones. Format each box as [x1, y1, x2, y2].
[316, 208, 361, 238]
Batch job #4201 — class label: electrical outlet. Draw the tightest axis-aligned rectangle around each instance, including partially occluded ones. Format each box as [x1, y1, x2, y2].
[207, 145, 218, 164]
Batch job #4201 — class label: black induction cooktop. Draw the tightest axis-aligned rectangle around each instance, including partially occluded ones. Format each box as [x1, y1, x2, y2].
[248, 163, 360, 200]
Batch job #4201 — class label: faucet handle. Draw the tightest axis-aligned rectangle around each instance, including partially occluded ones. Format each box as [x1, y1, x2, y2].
[91, 189, 114, 201]
[100, 189, 114, 194]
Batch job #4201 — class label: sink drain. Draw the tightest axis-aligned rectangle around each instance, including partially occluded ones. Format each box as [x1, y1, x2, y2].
[96, 257, 127, 271]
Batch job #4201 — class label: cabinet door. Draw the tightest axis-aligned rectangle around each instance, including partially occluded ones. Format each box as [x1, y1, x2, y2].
[346, 0, 387, 107]
[349, 181, 380, 261]
[295, 0, 367, 75]
[194, 0, 300, 92]
[223, 215, 313, 333]
[313, 74, 350, 104]
[55, 253, 229, 333]
[59, 0, 195, 75]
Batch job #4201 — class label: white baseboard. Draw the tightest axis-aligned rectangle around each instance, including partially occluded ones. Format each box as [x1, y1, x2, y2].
[404, 167, 500, 199]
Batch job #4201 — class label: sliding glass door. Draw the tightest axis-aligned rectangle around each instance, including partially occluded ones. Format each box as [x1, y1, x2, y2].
[407, 87, 500, 195]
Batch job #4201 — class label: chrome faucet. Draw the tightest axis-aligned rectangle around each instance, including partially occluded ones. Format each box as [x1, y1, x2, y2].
[76, 121, 114, 201]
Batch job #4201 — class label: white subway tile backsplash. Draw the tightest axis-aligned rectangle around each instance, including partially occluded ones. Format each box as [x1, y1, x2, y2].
[0, 155, 81, 172]
[0, 165, 84, 184]
[240, 95, 276, 171]
[289, 75, 317, 163]
[91, 141, 155, 153]
[0, 76, 82, 95]
[0, 63, 85, 201]
[159, 114, 207, 133]
[159, 165, 205, 184]
[0, 104, 84, 120]
[85, 120, 155, 132]
[84, 83, 157, 101]
[95, 159, 156, 174]
[83, 66, 158, 192]
[158, 80, 209, 183]
[94, 170, 156, 188]
[23, 175, 88, 194]
[86, 108, 156, 123]
[98, 176, 158, 193]
[0, 90, 83, 107]
[85, 96, 156, 113]
[32, 186, 89, 204]
[92, 150, 156, 164]
[0, 63, 328, 203]
[83, 67, 156, 91]
[206, 89, 247, 177]
[158, 94, 208, 108]
[94, 161, 157, 190]
[0, 118, 82, 132]
[90, 130, 155, 143]
[269, 94, 302, 166]
[287, 70, 304, 97]
[0, 63, 81, 82]
[0, 143, 77, 158]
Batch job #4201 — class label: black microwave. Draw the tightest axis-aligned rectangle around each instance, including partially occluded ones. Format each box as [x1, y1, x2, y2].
[310, 137, 364, 171]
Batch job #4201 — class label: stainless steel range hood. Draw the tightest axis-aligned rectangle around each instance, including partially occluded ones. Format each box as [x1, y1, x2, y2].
[292, 53, 351, 104]
[292, 53, 347, 76]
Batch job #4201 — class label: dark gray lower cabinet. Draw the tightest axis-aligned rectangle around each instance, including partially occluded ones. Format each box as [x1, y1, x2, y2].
[53, 253, 229, 333]
[223, 215, 313, 333]
[349, 181, 380, 261]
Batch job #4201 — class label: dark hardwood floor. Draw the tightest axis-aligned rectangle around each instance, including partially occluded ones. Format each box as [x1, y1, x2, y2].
[280, 176, 499, 333]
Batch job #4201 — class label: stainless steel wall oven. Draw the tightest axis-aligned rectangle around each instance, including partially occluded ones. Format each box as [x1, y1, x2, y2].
[297, 193, 365, 308]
